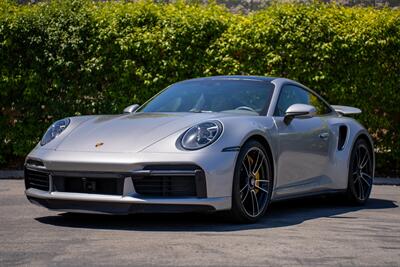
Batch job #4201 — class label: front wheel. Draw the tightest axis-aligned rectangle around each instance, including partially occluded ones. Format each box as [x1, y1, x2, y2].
[345, 138, 374, 205]
[228, 140, 273, 223]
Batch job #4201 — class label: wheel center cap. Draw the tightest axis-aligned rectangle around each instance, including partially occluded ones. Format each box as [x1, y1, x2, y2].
[250, 177, 256, 187]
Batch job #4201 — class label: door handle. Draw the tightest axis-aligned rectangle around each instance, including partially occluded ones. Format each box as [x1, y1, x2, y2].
[319, 132, 329, 140]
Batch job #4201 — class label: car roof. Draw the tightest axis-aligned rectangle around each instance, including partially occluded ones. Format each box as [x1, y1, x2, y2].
[179, 75, 277, 83]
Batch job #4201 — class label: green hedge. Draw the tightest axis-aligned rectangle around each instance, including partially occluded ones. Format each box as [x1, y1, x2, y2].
[1, 0, 399, 174]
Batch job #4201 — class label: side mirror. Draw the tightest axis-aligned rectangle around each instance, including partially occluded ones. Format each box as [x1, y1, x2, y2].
[123, 104, 140, 114]
[284, 104, 316, 124]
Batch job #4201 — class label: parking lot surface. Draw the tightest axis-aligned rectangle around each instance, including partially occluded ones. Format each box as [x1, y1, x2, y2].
[1, 180, 399, 266]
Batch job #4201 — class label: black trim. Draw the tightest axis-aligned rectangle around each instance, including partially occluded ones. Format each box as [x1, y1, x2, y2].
[338, 125, 348, 151]
[222, 146, 241, 152]
[27, 197, 215, 214]
[52, 176, 124, 195]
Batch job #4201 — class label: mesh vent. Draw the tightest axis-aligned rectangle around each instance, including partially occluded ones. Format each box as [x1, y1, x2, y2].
[25, 168, 50, 191]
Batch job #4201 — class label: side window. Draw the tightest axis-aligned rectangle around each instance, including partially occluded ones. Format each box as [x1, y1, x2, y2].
[309, 93, 332, 115]
[274, 85, 331, 116]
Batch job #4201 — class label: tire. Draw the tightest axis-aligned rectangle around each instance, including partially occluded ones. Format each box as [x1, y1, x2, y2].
[227, 140, 273, 223]
[345, 138, 374, 205]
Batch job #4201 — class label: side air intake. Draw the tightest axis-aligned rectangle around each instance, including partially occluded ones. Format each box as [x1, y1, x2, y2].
[338, 125, 348, 151]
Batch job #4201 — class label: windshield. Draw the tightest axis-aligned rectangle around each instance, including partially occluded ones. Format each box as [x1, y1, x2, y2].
[138, 79, 274, 115]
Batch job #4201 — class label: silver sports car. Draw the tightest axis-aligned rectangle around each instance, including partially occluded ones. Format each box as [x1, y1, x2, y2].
[25, 76, 374, 223]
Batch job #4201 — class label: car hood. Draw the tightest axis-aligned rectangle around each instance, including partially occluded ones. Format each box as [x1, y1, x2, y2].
[55, 112, 234, 153]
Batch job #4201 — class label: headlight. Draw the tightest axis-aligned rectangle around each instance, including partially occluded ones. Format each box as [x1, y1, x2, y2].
[181, 121, 223, 150]
[40, 118, 70, 146]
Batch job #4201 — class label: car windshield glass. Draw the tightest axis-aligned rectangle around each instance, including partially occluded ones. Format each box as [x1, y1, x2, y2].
[138, 79, 274, 115]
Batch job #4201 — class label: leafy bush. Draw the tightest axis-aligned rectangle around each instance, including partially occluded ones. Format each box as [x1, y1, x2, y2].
[0, 0, 399, 174]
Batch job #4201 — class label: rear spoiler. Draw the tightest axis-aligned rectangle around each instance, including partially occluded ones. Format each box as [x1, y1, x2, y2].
[331, 105, 362, 116]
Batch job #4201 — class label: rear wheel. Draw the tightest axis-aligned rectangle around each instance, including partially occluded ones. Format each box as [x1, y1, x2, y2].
[228, 140, 273, 223]
[346, 138, 374, 205]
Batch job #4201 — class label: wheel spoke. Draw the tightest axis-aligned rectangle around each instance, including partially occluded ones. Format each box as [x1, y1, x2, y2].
[255, 185, 269, 194]
[252, 190, 260, 216]
[360, 152, 369, 169]
[358, 179, 364, 200]
[253, 153, 265, 176]
[257, 180, 269, 183]
[246, 155, 252, 175]
[252, 150, 261, 174]
[241, 161, 251, 177]
[356, 148, 362, 167]
[241, 186, 250, 203]
[250, 189, 255, 216]
[361, 172, 372, 180]
[360, 172, 372, 187]
[240, 184, 248, 193]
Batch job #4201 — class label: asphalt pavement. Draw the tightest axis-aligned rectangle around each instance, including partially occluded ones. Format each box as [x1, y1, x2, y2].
[1, 179, 399, 266]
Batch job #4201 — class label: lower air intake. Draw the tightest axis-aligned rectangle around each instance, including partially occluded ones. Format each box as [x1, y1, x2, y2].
[133, 176, 197, 197]
[25, 168, 50, 191]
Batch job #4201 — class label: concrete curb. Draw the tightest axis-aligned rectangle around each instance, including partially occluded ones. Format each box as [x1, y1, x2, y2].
[0, 170, 24, 179]
[1, 170, 399, 185]
[373, 177, 400, 186]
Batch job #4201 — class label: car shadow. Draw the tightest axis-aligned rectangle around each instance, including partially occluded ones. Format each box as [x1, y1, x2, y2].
[35, 197, 398, 232]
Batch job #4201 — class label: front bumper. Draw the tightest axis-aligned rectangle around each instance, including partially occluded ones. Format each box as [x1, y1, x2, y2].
[24, 149, 236, 214]
[26, 189, 229, 214]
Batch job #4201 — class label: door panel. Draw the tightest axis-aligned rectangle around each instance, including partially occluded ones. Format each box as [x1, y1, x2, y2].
[274, 116, 331, 196]
[272, 84, 333, 197]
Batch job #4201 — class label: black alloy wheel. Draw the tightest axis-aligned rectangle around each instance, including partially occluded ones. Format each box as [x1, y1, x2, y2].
[229, 140, 273, 223]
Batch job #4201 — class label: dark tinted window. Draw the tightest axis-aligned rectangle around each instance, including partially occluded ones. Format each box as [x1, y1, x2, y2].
[274, 85, 332, 116]
[138, 79, 274, 115]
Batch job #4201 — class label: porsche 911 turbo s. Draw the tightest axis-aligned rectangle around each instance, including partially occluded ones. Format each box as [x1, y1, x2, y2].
[24, 76, 374, 223]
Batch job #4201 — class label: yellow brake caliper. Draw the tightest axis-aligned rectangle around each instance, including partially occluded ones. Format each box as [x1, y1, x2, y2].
[248, 155, 261, 193]
[254, 168, 260, 193]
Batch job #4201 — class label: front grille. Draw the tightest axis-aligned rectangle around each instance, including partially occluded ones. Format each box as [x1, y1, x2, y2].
[25, 168, 50, 191]
[133, 176, 197, 197]
[52, 176, 124, 195]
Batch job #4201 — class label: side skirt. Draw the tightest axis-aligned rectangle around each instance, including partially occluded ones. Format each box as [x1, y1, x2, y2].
[271, 189, 346, 203]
